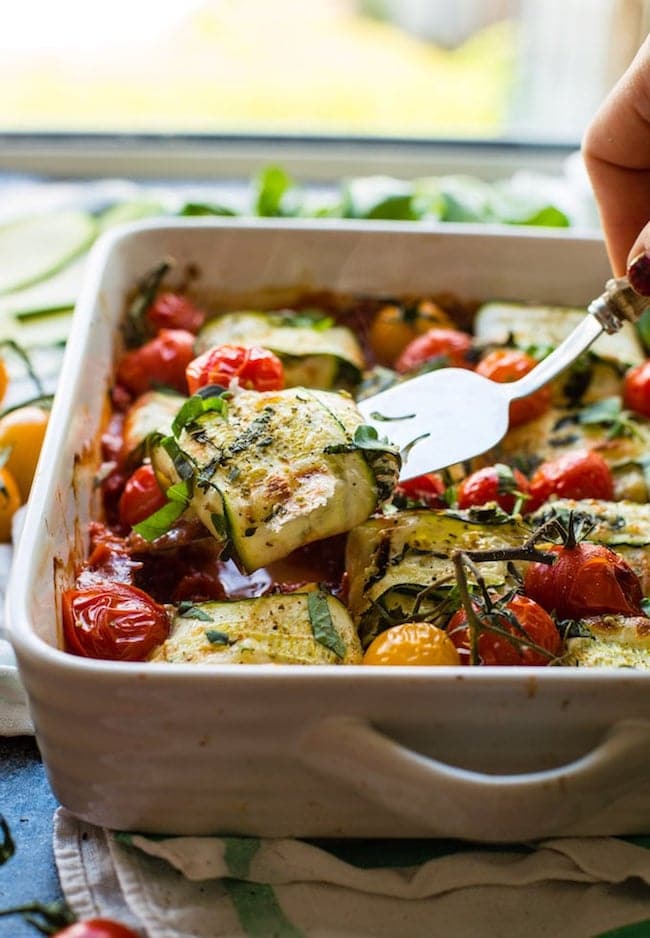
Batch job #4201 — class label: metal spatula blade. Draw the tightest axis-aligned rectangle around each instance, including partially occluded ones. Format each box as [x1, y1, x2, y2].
[358, 277, 648, 480]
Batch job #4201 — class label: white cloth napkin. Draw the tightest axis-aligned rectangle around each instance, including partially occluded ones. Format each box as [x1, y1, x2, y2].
[54, 808, 650, 938]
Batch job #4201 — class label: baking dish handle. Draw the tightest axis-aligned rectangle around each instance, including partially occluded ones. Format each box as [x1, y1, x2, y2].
[297, 716, 650, 841]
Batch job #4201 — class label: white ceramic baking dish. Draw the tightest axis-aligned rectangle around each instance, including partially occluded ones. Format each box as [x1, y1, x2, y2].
[7, 218, 650, 842]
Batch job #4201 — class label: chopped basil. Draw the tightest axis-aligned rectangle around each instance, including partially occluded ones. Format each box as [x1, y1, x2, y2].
[324, 423, 399, 456]
[369, 410, 416, 422]
[172, 391, 229, 437]
[132, 480, 190, 541]
[205, 629, 234, 646]
[177, 602, 212, 621]
[641, 597, 650, 617]
[123, 260, 170, 347]
[307, 590, 346, 658]
[578, 396, 643, 439]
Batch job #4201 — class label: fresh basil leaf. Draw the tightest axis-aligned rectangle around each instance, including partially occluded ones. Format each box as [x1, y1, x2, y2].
[342, 176, 422, 221]
[122, 260, 170, 348]
[369, 410, 415, 422]
[307, 591, 346, 658]
[178, 201, 237, 217]
[205, 629, 233, 646]
[254, 165, 302, 217]
[579, 396, 623, 425]
[161, 436, 196, 482]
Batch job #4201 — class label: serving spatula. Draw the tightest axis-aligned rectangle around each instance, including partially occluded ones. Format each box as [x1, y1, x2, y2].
[358, 277, 649, 480]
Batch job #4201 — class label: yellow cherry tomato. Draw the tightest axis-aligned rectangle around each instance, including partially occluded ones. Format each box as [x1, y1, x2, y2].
[0, 405, 49, 501]
[368, 300, 453, 366]
[363, 622, 461, 666]
[0, 466, 22, 541]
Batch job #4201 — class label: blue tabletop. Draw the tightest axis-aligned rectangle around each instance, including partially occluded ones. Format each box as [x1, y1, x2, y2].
[0, 737, 62, 936]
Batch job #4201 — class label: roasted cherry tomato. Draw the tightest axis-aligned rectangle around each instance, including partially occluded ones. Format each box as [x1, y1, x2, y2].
[524, 541, 643, 619]
[457, 464, 530, 514]
[0, 404, 49, 501]
[55, 920, 141, 938]
[0, 466, 21, 542]
[475, 348, 551, 427]
[623, 360, 650, 418]
[146, 291, 205, 334]
[395, 327, 473, 374]
[118, 464, 168, 528]
[186, 344, 285, 394]
[62, 582, 169, 661]
[363, 621, 461, 666]
[394, 472, 446, 508]
[116, 329, 195, 396]
[527, 449, 614, 512]
[0, 358, 8, 406]
[368, 300, 453, 366]
[447, 594, 561, 666]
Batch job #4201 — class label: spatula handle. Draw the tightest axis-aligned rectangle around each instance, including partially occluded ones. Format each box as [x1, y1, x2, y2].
[502, 276, 649, 404]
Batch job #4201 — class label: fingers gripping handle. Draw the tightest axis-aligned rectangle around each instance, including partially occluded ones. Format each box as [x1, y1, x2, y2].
[589, 276, 649, 333]
[297, 716, 650, 842]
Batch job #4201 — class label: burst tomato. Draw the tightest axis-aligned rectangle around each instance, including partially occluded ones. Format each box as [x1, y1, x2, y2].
[116, 329, 195, 396]
[62, 582, 169, 661]
[395, 327, 473, 374]
[118, 464, 168, 528]
[527, 449, 614, 512]
[447, 594, 561, 666]
[394, 472, 446, 508]
[623, 360, 650, 418]
[476, 348, 551, 427]
[146, 291, 205, 334]
[56, 921, 141, 938]
[368, 300, 453, 366]
[363, 621, 461, 666]
[457, 464, 530, 514]
[524, 541, 643, 619]
[186, 344, 285, 394]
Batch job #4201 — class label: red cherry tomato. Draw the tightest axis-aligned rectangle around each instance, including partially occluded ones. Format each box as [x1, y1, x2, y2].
[186, 344, 285, 394]
[394, 472, 445, 507]
[524, 542, 643, 619]
[527, 449, 614, 512]
[395, 328, 473, 373]
[62, 582, 169, 661]
[623, 360, 650, 418]
[475, 349, 551, 427]
[55, 920, 141, 938]
[118, 464, 168, 528]
[447, 594, 561, 666]
[457, 464, 530, 514]
[116, 329, 195, 396]
[146, 291, 205, 334]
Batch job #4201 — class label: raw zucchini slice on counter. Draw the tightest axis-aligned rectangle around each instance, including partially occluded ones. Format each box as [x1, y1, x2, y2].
[151, 591, 362, 664]
[195, 310, 365, 388]
[474, 301, 645, 367]
[151, 386, 400, 571]
[345, 509, 529, 647]
[563, 615, 650, 668]
[0, 211, 97, 296]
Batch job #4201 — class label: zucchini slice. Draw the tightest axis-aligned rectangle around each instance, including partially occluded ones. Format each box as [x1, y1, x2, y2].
[151, 387, 399, 571]
[152, 592, 362, 664]
[196, 310, 365, 388]
[121, 390, 187, 459]
[474, 302, 645, 367]
[563, 616, 650, 668]
[345, 509, 529, 647]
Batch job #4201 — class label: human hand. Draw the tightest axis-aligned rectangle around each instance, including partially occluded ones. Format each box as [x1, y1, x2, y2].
[583, 34, 650, 293]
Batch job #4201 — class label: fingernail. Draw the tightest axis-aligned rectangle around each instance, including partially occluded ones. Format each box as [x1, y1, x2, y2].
[627, 252, 650, 296]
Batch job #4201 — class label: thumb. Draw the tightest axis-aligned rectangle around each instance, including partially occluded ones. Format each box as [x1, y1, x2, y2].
[627, 221, 650, 296]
